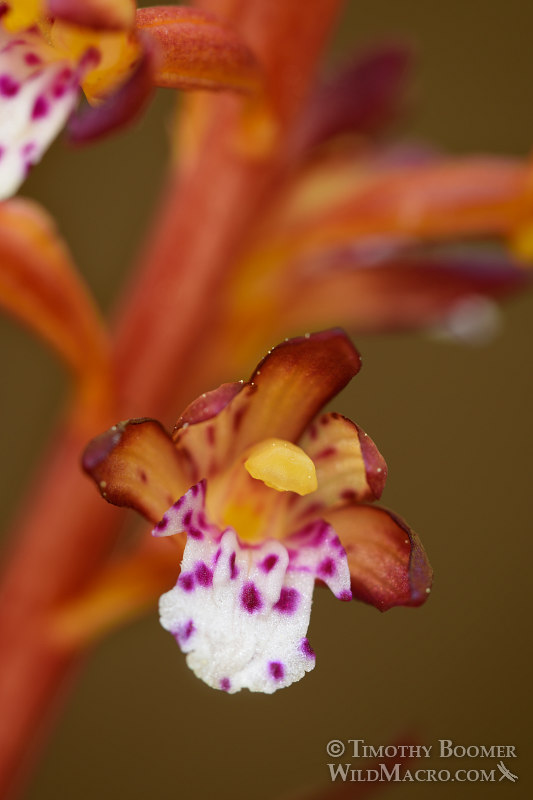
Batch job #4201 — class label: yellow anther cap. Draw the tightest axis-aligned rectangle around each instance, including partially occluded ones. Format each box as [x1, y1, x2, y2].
[244, 438, 317, 496]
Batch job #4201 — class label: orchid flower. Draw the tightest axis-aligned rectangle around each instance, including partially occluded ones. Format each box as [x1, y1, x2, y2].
[83, 330, 432, 693]
[0, 0, 260, 197]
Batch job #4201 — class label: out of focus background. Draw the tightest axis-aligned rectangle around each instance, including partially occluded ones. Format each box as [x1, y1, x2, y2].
[1, 1, 532, 798]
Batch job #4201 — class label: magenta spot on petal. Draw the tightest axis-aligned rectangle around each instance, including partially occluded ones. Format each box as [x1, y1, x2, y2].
[32, 95, 49, 120]
[260, 554, 278, 573]
[175, 619, 195, 644]
[173, 496, 184, 509]
[213, 547, 222, 564]
[341, 488, 358, 502]
[301, 638, 315, 659]
[273, 587, 300, 614]
[229, 551, 239, 580]
[315, 446, 336, 459]
[24, 52, 42, 66]
[183, 510, 193, 526]
[268, 661, 285, 680]
[155, 516, 168, 532]
[195, 561, 213, 587]
[339, 590, 352, 601]
[188, 527, 204, 540]
[220, 677, 231, 691]
[79, 46, 101, 70]
[318, 557, 336, 577]
[178, 572, 195, 592]
[52, 83, 67, 99]
[0, 74, 20, 97]
[57, 67, 73, 81]
[0, 146, 4, 160]
[232, 406, 246, 432]
[241, 582, 262, 613]
[302, 501, 322, 516]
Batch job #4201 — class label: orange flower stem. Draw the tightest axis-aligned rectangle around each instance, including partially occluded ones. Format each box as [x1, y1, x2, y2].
[0, 1, 345, 795]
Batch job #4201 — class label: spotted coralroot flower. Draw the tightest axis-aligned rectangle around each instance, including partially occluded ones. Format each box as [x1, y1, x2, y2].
[0, 3, 90, 196]
[84, 330, 432, 694]
[0, 0, 260, 197]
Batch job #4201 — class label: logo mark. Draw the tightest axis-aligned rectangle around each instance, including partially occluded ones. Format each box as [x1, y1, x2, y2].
[497, 761, 518, 782]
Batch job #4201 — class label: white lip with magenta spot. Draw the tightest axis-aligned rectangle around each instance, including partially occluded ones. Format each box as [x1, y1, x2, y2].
[155, 479, 352, 694]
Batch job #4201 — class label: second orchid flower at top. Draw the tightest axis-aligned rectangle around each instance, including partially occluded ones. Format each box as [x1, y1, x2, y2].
[83, 329, 432, 693]
[0, 0, 261, 197]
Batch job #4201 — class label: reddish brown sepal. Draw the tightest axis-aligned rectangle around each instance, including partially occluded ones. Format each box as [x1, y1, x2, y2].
[67, 45, 154, 144]
[280, 247, 530, 334]
[294, 42, 412, 155]
[47, 0, 135, 31]
[135, 6, 261, 93]
[294, 413, 387, 520]
[326, 504, 432, 611]
[238, 329, 362, 447]
[0, 199, 109, 388]
[175, 382, 243, 430]
[170, 330, 361, 481]
[82, 418, 187, 523]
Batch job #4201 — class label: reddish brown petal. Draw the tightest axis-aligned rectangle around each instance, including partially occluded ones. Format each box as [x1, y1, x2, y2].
[171, 383, 254, 482]
[293, 413, 387, 519]
[177, 382, 244, 426]
[47, 0, 135, 31]
[240, 329, 361, 445]
[135, 6, 261, 93]
[67, 45, 154, 143]
[292, 158, 531, 241]
[83, 419, 188, 523]
[277, 248, 530, 334]
[0, 199, 110, 391]
[293, 42, 412, 156]
[325, 504, 432, 611]
[172, 330, 361, 482]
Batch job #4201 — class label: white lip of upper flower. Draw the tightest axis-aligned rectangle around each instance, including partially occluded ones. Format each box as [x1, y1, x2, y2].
[154, 480, 352, 694]
[0, 24, 91, 199]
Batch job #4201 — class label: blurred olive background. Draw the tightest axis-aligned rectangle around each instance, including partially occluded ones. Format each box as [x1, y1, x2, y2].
[1, 1, 532, 798]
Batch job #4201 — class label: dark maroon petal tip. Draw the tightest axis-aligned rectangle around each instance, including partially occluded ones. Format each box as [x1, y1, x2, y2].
[47, 0, 134, 31]
[174, 382, 244, 432]
[328, 503, 432, 612]
[82, 418, 186, 523]
[386, 508, 433, 608]
[82, 422, 127, 472]
[356, 422, 388, 500]
[292, 41, 413, 156]
[67, 45, 154, 145]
